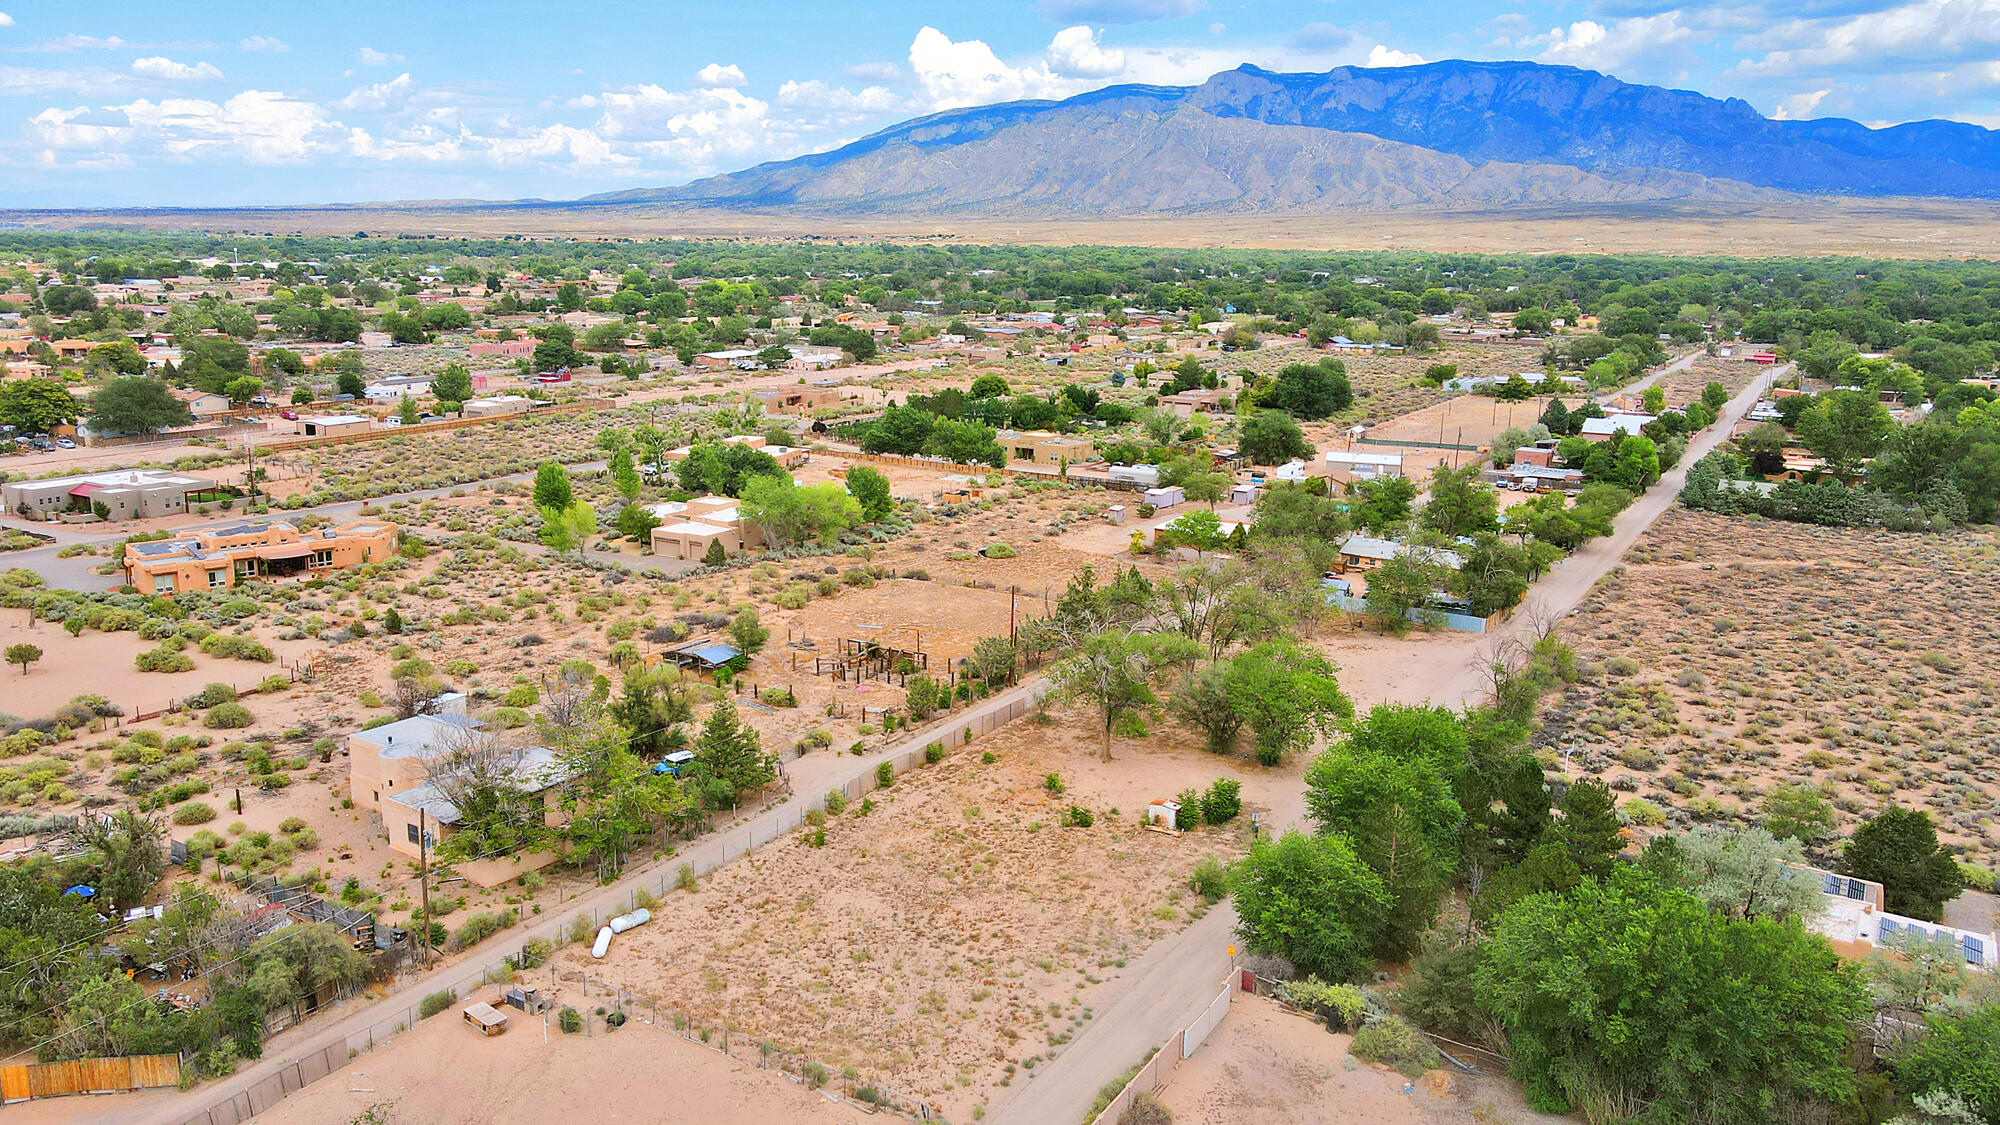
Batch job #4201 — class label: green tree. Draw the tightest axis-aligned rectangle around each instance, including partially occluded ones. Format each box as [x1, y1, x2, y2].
[1797, 390, 1895, 474]
[95, 338, 147, 377]
[1762, 783, 1836, 847]
[615, 503, 661, 547]
[223, 375, 263, 406]
[1362, 550, 1448, 635]
[1555, 778, 1624, 877]
[4, 643, 41, 675]
[1351, 475, 1417, 533]
[691, 700, 775, 806]
[1231, 830, 1387, 981]
[430, 363, 472, 404]
[537, 500, 596, 553]
[845, 465, 894, 521]
[1051, 630, 1202, 760]
[76, 809, 167, 911]
[1477, 869, 1867, 1120]
[0, 378, 81, 433]
[1891, 1006, 2000, 1125]
[397, 395, 420, 425]
[754, 344, 790, 370]
[1239, 410, 1312, 464]
[1261, 359, 1353, 419]
[532, 461, 574, 510]
[1226, 640, 1353, 765]
[726, 607, 769, 656]
[1419, 463, 1500, 538]
[1841, 806, 1966, 921]
[609, 448, 642, 500]
[89, 377, 190, 435]
[335, 369, 365, 398]
[738, 475, 861, 549]
[968, 374, 1010, 399]
[1669, 825, 1824, 922]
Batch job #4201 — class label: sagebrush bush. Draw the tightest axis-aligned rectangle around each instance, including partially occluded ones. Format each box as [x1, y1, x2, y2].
[172, 801, 216, 825]
[203, 703, 254, 729]
[1350, 1015, 1440, 1076]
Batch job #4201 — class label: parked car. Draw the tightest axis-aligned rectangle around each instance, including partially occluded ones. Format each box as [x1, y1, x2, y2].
[651, 750, 695, 777]
[54, 437, 74, 449]
[280, 410, 299, 421]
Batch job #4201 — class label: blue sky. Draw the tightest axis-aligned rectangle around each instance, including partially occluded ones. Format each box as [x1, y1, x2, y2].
[1, 0, 1994, 207]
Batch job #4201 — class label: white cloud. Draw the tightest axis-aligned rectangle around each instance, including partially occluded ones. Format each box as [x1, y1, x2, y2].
[1208, 22, 1225, 35]
[34, 34, 130, 51]
[335, 72, 415, 112]
[25, 105, 132, 149]
[0, 13, 14, 28]
[109, 90, 338, 162]
[0, 63, 130, 97]
[696, 62, 747, 88]
[1734, 0, 2000, 77]
[131, 57, 225, 82]
[907, 26, 1080, 109]
[1534, 14, 1689, 71]
[844, 60, 904, 82]
[1047, 26, 1127, 78]
[358, 47, 403, 66]
[778, 79, 902, 112]
[240, 35, 288, 52]
[1366, 45, 1427, 68]
[1772, 87, 1833, 117]
[1036, 0, 1202, 24]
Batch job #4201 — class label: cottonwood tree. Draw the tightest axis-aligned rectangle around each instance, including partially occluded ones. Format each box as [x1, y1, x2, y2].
[1231, 830, 1386, 981]
[425, 727, 546, 863]
[1050, 630, 1201, 760]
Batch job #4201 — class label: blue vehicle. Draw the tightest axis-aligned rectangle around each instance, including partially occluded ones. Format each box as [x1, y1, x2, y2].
[651, 750, 695, 777]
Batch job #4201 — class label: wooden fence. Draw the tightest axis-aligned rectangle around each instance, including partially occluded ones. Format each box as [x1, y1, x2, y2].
[0, 1054, 180, 1102]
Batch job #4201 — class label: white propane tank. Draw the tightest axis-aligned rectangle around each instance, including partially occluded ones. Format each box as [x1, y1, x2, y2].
[591, 926, 612, 959]
[608, 908, 650, 934]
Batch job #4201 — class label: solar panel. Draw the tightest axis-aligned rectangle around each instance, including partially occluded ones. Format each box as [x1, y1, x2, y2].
[1823, 874, 1841, 894]
[1965, 936, 1984, 964]
[1881, 919, 1902, 936]
[1845, 880, 1866, 900]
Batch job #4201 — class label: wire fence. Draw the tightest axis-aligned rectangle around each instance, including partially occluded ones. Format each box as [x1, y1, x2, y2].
[166, 678, 1054, 1125]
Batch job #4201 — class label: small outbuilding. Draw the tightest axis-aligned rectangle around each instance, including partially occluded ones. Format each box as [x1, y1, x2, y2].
[462, 1001, 509, 1036]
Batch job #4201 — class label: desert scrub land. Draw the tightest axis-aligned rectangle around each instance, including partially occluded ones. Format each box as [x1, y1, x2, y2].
[1536, 508, 2000, 864]
[553, 706, 1264, 1123]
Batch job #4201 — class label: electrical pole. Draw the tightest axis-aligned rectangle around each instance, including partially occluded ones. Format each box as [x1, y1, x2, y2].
[418, 809, 434, 970]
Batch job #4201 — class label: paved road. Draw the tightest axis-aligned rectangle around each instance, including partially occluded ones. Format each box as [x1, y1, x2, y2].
[990, 364, 1785, 1125]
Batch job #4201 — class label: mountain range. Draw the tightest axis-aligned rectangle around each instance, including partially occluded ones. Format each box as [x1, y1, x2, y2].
[584, 60, 2000, 215]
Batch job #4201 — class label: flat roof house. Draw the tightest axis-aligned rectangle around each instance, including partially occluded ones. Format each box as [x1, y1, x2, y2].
[123, 519, 397, 594]
[3, 468, 211, 521]
[648, 495, 767, 561]
[1580, 412, 1658, 442]
[347, 696, 479, 817]
[998, 429, 1096, 466]
[1323, 451, 1405, 480]
[461, 395, 533, 418]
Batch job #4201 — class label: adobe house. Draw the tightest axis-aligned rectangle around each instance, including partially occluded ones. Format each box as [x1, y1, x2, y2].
[122, 519, 397, 594]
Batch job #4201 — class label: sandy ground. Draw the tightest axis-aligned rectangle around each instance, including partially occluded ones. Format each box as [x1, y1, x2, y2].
[1157, 995, 1565, 1125]
[547, 706, 1274, 1123]
[0, 608, 317, 721]
[20, 198, 2000, 258]
[251, 999, 867, 1125]
[1364, 396, 1552, 452]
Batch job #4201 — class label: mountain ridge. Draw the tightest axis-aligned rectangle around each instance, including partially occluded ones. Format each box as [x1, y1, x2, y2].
[583, 60, 2000, 215]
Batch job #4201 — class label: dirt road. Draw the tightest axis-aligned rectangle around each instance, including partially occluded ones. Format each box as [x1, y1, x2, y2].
[990, 365, 1784, 1125]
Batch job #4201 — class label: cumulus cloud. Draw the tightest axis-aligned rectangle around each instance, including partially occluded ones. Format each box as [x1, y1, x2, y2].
[1773, 87, 1834, 117]
[0, 12, 14, 27]
[25, 105, 132, 149]
[1037, 0, 1202, 23]
[0, 64, 130, 97]
[1534, 14, 1689, 71]
[696, 62, 747, 87]
[108, 90, 338, 162]
[1047, 26, 1127, 77]
[335, 72, 415, 112]
[358, 47, 403, 66]
[778, 79, 902, 112]
[240, 35, 288, 52]
[1366, 45, 1427, 67]
[131, 56, 225, 82]
[908, 26, 1079, 109]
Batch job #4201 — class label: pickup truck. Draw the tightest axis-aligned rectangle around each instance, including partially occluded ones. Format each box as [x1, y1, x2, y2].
[651, 750, 695, 777]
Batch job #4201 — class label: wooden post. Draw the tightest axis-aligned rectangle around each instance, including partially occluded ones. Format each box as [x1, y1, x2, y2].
[418, 809, 434, 970]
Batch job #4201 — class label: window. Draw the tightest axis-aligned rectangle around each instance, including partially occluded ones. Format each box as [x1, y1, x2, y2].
[310, 549, 334, 568]
[407, 823, 419, 844]
[207, 568, 228, 588]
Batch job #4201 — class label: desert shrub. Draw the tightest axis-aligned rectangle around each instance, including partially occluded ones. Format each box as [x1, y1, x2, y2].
[874, 761, 894, 788]
[199, 635, 275, 662]
[1119, 1093, 1174, 1125]
[1190, 854, 1228, 903]
[559, 1006, 582, 1034]
[136, 645, 196, 673]
[204, 703, 254, 729]
[1280, 977, 1368, 1031]
[1044, 772, 1065, 795]
[183, 683, 238, 710]
[1620, 798, 1667, 826]
[499, 684, 538, 708]
[924, 741, 945, 764]
[1350, 1015, 1440, 1076]
[1201, 778, 1242, 825]
[172, 801, 216, 825]
[984, 544, 1017, 558]
[451, 909, 514, 950]
[1064, 805, 1095, 827]
[904, 674, 942, 719]
[823, 789, 848, 815]
[1604, 656, 1641, 677]
[419, 989, 456, 1019]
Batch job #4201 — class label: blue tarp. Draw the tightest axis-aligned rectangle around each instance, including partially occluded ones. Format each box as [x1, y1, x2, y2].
[64, 885, 95, 897]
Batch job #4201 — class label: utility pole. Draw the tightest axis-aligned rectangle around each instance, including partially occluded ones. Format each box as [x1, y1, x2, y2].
[418, 809, 434, 970]
[1009, 585, 1018, 645]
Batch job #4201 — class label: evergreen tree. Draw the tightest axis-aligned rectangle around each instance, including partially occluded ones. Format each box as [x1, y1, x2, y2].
[1841, 806, 1966, 921]
[1556, 778, 1624, 877]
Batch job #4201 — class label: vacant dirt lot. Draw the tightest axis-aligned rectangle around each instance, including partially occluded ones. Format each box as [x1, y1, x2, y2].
[1158, 994, 1565, 1125]
[1540, 509, 2000, 864]
[551, 706, 1272, 1123]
